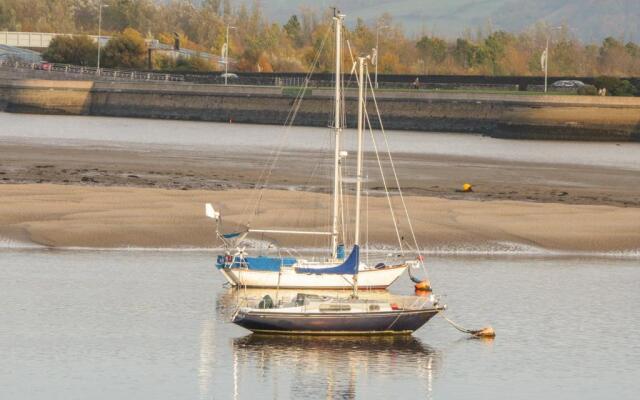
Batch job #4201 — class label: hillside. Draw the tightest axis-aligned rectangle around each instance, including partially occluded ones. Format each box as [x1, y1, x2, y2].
[241, 0, 639, 42]
[494, 0, 640, 43]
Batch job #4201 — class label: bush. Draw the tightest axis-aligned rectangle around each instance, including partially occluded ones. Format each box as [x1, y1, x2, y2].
[577, 85, 598, 96]
[612, 80, 637, 96]
[42, 35, 98, 66]
[153, 55, 213, 72]
[102, 28, 147, 69]
[174, 56, 212, 72]
[594, 76, 620, 92]
[594, 76, 638, 96]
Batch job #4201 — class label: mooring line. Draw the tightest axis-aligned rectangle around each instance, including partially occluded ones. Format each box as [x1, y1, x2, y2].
[437, 310, 496, 338]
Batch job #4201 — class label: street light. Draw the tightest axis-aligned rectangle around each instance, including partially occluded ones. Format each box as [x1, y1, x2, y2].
[224, 24, 237, 85]
[97, 0, 109, 76]
[374, 24, 389, 89]
[543, 26, 563, 93]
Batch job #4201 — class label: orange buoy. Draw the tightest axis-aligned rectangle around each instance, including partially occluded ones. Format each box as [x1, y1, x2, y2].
[472, 326, 496, 338]
[414, 279, 431, 291]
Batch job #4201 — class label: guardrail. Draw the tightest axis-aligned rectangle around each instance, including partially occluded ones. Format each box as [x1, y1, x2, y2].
[0, 59, 185, 82]
[0, 59, 585, 93]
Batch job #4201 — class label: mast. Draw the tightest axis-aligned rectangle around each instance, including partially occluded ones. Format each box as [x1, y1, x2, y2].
[331, 10, 344, 259]
[353, 56, 366, 298]
[354, 56, 365, 248]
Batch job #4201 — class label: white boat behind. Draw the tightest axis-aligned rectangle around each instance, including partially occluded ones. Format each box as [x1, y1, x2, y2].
[205, 11, 429, 291]
[217, 256, 411, 289]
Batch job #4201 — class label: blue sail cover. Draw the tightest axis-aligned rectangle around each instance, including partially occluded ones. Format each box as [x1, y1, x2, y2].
[216, 255, 297, 271]
[245, 257, 297, 271]
[295, 245, 360, 275]
[222, 232, 243, 239]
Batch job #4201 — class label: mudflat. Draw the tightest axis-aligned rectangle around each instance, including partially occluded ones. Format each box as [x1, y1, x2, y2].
[1, 184, 639, 253]
[1, 140, 639, 208]
[1, 114, 639, 253]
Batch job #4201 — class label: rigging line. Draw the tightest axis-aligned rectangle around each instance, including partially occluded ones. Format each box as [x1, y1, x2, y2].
[292, 133, 328, 226]
[298, 147, 330, 250]
[366, 72, 425, 267]
[255, 23, 331, 182]
[365, 174, 370, 266]
[341, 160, 352, 248]
[303, 134, 332, 250]
[358, 69, 404, 254]
[251, 28, 329, 202]
[244, 24, 332, 226]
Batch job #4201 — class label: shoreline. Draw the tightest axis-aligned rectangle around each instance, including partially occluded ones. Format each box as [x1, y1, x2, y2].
[1, 184, 639, 255]
[3, 241, 638, 259]
[2, 75, 640, 141]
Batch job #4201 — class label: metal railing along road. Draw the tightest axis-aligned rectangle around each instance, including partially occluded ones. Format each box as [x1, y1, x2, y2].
[0, 59, 185, 82]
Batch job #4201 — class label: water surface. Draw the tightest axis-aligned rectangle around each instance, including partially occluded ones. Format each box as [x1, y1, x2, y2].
[1, 250, 638, 399]
[1, 112, 639, 170]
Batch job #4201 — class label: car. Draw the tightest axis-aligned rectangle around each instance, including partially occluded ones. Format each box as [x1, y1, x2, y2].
[219, 72, 238, 79]
[36, 62, 53, 71]
[552, 80, 585, 88]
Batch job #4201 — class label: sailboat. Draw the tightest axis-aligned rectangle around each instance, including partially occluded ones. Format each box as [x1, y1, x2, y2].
[231, 292, 443, 335]
[230, 12, 443, 335]
[205, 10, 424, 290]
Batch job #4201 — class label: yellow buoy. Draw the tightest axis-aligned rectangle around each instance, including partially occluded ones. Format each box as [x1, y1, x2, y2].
[462, 183, 473, 192]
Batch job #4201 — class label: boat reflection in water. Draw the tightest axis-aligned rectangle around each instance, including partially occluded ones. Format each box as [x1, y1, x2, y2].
[231, 334, 442, 400]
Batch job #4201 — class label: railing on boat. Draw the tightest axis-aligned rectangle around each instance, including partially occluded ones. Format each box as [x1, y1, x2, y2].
[237, 293, 436, 312]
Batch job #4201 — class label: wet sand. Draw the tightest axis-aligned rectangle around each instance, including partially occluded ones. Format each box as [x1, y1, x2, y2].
[1, 184, 639, 253]
[1, 140, 639, 208]
[1, 119, 639, 253]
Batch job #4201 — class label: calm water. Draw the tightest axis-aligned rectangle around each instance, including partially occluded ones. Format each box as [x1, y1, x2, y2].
[1, 112, 640, 170]
[1, 250, 639, 399]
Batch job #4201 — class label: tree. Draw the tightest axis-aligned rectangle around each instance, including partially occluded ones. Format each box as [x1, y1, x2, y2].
[283, 15, 303, 47]
[0, 0, 17, 30]
[599, 37, 629, 75]
[351, 17, 373, 54]
[203, 0, 221, 14]
[625, 42, 640, 58]
[101, 28, 146, 69]
[483, 31, 513, 74]
[453, 38, 484, 70]
[6, 0, 640, 76]
[102, 0, 154, 33]
[73, 0, 98, 32]
[42, 35, 98, 66]
[416, 36, 447, 72]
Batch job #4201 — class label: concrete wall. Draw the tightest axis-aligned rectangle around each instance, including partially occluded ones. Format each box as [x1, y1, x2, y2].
[2, 76, 640, 141]
[0, 75, 93, 114]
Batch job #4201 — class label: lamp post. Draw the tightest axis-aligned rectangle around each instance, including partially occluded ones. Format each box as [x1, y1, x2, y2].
[224, 24, 236, 85]
[543, 26, 562, 93]
[374, 24, 389, 89]
[97, 0, 108, 75]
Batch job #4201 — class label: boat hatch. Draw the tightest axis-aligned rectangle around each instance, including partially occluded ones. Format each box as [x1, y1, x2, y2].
[319, 304, 351, 312]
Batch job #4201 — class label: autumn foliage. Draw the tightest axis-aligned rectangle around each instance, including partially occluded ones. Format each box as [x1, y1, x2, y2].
[3, 0, 640, 76]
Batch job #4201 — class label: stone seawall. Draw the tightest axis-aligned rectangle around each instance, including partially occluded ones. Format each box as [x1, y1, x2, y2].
[2, 75, 640, 141]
